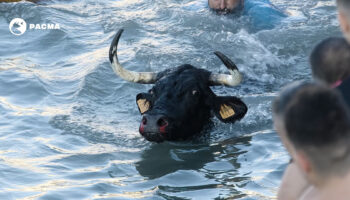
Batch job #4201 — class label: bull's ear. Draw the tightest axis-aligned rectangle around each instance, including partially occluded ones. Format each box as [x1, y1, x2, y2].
[213, 96, 247, 123]
[136, 93, 152, 114]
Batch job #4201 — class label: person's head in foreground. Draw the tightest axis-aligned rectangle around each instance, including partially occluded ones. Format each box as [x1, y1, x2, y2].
[208, 0, 243, 15]
[310, 37, 350, 87]
[273, 82, 350, 198]
[337, 0, 350, 43]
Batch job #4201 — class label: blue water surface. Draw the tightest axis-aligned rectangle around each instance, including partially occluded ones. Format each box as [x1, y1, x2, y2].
[0, 0, 341, 199]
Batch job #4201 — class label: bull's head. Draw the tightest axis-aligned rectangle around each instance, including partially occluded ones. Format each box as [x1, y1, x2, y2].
[109, 29, 247, 142]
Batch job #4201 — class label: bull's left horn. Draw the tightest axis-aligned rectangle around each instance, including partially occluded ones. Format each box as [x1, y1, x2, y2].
[109, 29, 158, 84]
[209, 51, 243, 87]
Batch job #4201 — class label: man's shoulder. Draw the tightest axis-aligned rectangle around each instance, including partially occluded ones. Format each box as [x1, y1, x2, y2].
[278, 163, 310, 200]
[243, 0, 286, 31]
[244, 0, 272, 10]
[299, 186, 321, 200]
[243, 0, 286, 18]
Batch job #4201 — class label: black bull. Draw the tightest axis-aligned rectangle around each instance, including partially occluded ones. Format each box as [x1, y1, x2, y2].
[109, 29, 248, 143]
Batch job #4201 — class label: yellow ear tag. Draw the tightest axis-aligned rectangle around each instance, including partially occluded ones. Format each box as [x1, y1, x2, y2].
[137, 99, 150, 114]
[219, 104, 235, 119]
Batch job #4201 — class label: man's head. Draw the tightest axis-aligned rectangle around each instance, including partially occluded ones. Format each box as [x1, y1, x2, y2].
[273, 82, 350, 185]
[337, 0, 350, 42]
[208, 0, 243, 15]
[310, 37, 350, 86]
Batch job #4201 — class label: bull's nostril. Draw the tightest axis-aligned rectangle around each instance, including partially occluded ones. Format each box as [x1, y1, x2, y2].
[142, 117, 147, 125]
[157, 118, 168, 128]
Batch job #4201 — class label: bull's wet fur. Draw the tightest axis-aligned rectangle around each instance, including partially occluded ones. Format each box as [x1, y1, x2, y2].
[109, 29, 248, 143]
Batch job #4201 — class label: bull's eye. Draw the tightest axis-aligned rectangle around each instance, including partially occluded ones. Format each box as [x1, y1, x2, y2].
[149, 89, 154, 95]
[192, 90, 198, 95]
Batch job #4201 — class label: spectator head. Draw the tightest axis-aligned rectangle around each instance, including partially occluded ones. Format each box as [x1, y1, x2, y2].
[310, 37, 350, 86]
[273, 82, 350, 186]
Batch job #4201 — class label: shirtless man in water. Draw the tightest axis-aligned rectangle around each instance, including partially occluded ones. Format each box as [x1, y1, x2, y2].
[274, 82, 350, 200]
[208, 0, 286, 31]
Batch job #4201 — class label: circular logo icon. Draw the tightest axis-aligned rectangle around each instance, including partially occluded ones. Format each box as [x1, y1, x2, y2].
[9, 18, 27, 36]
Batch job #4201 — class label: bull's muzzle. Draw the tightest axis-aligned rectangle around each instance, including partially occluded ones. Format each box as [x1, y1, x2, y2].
[139, 114, 169, 142]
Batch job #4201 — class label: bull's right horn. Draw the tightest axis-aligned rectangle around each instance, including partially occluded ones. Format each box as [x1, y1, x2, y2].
[109, 29, 158, 84]
[209, 51, 243, 87]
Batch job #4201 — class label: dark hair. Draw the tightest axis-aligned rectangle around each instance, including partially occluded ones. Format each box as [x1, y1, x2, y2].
[284, 83, 350, 148]
[310, 37, 350, 85]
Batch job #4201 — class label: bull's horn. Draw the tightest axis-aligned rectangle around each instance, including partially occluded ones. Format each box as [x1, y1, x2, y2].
[209, 51, 243, 87]
[109, 29, 158, 84]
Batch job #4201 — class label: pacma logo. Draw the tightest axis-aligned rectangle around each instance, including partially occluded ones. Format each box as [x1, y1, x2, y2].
[29, 23, 60, 30]
[9, 18, 60, 36]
